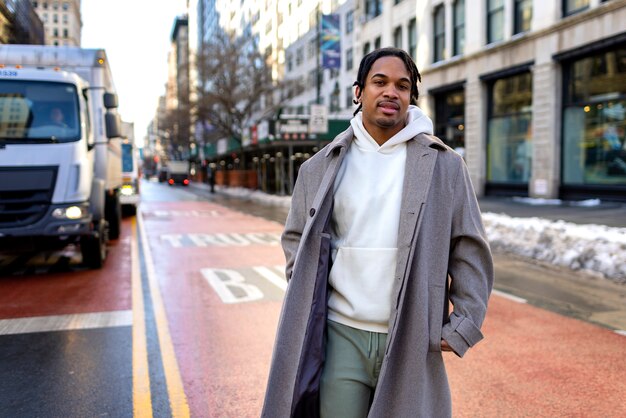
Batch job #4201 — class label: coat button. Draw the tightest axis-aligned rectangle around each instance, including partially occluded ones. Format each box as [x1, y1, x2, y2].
[309, 208, 316, 217]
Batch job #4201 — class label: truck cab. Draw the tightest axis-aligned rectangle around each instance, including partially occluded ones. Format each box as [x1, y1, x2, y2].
[0, 46, 122, 268]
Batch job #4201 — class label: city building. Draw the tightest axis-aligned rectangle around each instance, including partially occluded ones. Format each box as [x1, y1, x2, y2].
[411, 0, 625, 201]
[0, 0, 44, 44]
[162, 15, 192, 161]
[183, 0, 626, 202]
[30, 0, 81, 46]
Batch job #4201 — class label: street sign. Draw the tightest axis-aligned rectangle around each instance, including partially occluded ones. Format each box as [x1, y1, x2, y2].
[309, 104, 328, 134]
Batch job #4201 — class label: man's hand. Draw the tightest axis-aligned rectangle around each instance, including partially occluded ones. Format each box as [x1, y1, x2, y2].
[441, 339, 453, 352]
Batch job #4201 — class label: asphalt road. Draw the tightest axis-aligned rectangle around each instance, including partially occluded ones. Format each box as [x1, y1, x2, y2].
[0, 179, 624, 417]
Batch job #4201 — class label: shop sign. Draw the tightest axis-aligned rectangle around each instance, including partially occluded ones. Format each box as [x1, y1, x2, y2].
[279, 119, 309, 140]
[309, 104, 328, 134]
[217, 138, 228, 154]
[258, 120, 269, 141]
[251, 125, 258, 144]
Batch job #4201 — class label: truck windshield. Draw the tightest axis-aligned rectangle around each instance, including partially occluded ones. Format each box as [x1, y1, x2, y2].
[0, 80, 81, 143]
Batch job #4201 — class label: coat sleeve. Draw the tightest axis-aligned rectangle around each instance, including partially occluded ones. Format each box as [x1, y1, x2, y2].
[281, 164, 308, 282]
[441, 159, 494, 357]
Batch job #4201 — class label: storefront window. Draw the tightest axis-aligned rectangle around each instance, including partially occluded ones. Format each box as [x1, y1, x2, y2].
[563, 47, 626, 186]
[487, 72, 533, 183]
[434, 88, 465, 157]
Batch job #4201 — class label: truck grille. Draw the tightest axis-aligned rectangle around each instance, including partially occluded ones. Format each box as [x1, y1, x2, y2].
[0, 167, 57, 228]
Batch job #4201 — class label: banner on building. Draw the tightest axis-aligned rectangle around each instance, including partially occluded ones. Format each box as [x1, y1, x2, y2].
[321, 14, 341, 69]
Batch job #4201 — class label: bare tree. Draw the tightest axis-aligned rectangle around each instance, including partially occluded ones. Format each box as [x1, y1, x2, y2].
[193, 29, 272, 167]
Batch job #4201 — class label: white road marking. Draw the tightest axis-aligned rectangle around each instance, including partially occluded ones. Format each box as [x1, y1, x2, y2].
[253, 266, 287, 291]
[0, 310, 133, 335]
[615, 330, 626, 337]
[161, 232, 281, 247]
[492, 289, 527, 304]
[201, 268, 264, 303]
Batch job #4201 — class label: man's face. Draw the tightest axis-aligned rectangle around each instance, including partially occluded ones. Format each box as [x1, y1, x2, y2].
[356, 56, 412, 141]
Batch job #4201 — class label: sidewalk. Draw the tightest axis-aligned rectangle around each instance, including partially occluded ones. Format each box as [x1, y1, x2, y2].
[190, 182, 626, 284]
[478, 196, 626, 228]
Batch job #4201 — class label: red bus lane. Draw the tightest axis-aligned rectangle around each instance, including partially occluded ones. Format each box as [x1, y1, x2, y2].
[0, 221, 132, 319]
[139, 200, 626, 417]
[447, 294, 626, 417]
[140, 201, 285, 417]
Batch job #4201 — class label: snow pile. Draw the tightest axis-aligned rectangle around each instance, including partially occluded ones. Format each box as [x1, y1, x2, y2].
[482, 212, 626, 284]
[216, 186, 291, 208]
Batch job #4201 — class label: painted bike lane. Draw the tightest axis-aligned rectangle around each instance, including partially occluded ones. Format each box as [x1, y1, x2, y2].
[139, 201, 285, 417]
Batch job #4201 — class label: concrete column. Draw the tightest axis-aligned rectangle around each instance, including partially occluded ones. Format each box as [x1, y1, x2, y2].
[464, 0, 484, 54]
[444, 0, 453, 60]
[530, 60, 561, 198]
[464, 74, 487, 196]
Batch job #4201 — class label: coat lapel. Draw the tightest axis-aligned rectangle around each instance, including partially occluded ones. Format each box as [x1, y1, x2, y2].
[391, 136, 439, 316]
[300, 128, 352, 240]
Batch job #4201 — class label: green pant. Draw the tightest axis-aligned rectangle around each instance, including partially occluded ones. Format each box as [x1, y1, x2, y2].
[320, 320, 388, 418]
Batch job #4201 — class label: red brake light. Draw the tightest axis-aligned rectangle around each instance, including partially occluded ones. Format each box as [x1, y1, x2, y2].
[168, 179, 174, 184]
[183, 179, 189, 185]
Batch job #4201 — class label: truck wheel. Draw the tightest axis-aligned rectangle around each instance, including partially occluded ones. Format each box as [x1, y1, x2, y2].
[81, 221, 107, 269]
[106, 192, 122, 240]
[124, 204, 137, 217]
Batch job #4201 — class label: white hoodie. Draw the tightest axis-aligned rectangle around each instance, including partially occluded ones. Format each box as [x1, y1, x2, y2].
[327, 105, 434, 333]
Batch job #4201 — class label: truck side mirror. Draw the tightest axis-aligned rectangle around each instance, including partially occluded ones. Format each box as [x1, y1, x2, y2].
[105, 112, 121, 139]
[103, 92, 118, 109]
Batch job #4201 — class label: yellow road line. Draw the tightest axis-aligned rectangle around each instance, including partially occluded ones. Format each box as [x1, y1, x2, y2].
[132, 217, 153, 417]
[137, 211, 191, 418]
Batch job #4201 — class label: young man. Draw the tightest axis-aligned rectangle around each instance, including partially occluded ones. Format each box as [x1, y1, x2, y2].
[262, 48, 493, 417]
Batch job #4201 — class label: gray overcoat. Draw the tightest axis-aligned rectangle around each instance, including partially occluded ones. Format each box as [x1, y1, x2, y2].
[262, 127, 494, 417]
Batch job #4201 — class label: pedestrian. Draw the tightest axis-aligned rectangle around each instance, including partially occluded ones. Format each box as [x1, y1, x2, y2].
[262, 47, 494, 418]
[207, 163, 216, 193]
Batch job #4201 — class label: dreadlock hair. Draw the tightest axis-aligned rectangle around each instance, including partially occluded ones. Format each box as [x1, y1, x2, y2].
[352, 47, 422, 116]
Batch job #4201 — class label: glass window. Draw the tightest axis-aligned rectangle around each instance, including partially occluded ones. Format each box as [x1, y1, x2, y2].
[433, 5, 445, 62]
[487, 0, 504, 44]
[296, 47, 303, 66]
[514, 0, 532, 34]
[0, 81, 81, 142]
[346, 47, 353, 71]
[346, 10, 354, 34]
[308, 69, 317, 89]
[453, 0, 465, 56]
[408, 18, 417, 61]
[287, 53, 293, 72]
[62, 2, 68, 10]
[308, 38, 316, 59]
[62, 13, 68, 24]
[363, 41, 371, 56]
[374, 36, 381, 50]
[487, 72, 533, 183]
[53, 14, 58, 23]
[365, 0, 383, 21]
[435, 88, 466, 157]
[563, 47, 626, 186]
[393, 26, 402, 49]
[563, 0, 589, 17]
[346, 86, 353, 108]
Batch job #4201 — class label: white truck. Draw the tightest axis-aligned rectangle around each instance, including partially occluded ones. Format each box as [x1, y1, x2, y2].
[0, 45, 123, 268]
[120, 121, 140, 215]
